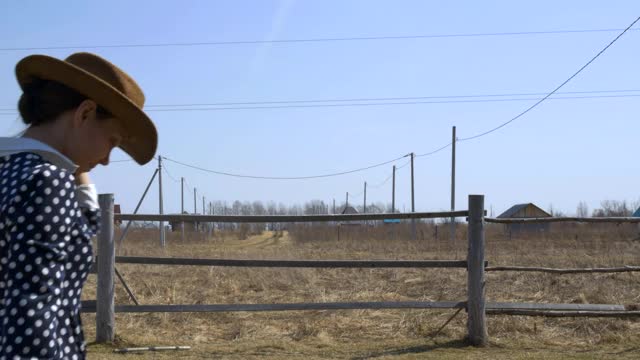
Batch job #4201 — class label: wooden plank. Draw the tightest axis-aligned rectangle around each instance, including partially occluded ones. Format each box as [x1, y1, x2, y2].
[487, 310, 640, 318]
[93, 257, 487, 270]
[486, 265, 640, 274]
[80, 301, 466, 313]
[486, 302, 626, 311]
[115, 210, 470, 223]
[113, 346, 191, 353]
[486, 217, 640, 224]
[467, 195, 487, 346]
[110, 256, 470, 268]
[80, 300, 631, 314]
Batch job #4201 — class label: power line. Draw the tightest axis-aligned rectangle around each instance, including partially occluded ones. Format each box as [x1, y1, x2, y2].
[4, 19, 634, 191]
[162, 154, 410, 180]
[116, 89, 640, 108]
[1, 28, 638, 52]
[100, 94, 640, 111]
[162, 164, 181, 184]
[4, 93, 635, 115]
[458, 15, 640, 142]
[349, 190, 364, 199]
[416, 143, 452, 158]
[1, 89, 638, 111]
[368, 173, 394, 189]
[339, 157, 413, 203]
[2, 91, 638, 114]
[396, 159, 413, 170]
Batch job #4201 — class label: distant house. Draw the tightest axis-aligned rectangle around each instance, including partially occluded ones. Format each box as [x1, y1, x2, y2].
[633, 207, 640, 218]
[497, 203, 552, 234]
[169, 211, 198, 232]
[340, 205, 361, 226]
[341, 206, 358, 215]
[114, 204, 122, 226]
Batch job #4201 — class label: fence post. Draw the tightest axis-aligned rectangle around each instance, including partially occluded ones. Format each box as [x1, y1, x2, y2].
[467, 194, 487, 346]
[97, 193, 115, 343]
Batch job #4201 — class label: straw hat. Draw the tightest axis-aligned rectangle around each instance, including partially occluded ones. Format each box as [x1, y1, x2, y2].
[15, 52, 158, 165]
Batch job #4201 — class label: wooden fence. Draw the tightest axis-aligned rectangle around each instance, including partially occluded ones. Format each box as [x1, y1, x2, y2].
[89, 194, 640, 347]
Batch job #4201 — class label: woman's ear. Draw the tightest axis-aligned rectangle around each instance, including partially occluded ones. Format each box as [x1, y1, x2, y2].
[72, 99, 98, 128]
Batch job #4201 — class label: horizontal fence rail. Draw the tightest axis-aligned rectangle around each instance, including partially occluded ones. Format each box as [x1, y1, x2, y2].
[81, 301, 466, 313]
[487, 302, 627, 311]
[106, 256, 477, 268]
[487, 310, 640, 318]
[485, 216, 640, 224]
[115, 210, 470, 223]
[81, 301, 635, 314]
[486, 265, 640, 274]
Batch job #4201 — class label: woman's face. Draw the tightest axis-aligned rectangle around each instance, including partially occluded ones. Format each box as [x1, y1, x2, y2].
[67, 101, 124, 173]
[79, 117, 123, 171]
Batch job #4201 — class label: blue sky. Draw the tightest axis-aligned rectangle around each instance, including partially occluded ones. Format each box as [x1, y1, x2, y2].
[1, 1, 639, 216]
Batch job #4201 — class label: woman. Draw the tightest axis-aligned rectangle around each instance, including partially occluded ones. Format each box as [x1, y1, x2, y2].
[0, 53, 157, 359]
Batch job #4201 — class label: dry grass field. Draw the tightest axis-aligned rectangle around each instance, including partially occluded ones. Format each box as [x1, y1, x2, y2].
[82, 222, 640, 359]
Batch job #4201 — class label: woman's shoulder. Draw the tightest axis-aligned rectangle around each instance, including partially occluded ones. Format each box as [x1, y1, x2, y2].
[1, 151, 74, 177]
[0, 152, 75, 205]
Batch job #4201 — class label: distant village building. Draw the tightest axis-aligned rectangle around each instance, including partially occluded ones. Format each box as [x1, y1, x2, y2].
[340, 205, 362, 227]
[114, 204, 122, 226]
[633, 208, 640, 234]
[169, 211, 198, 232]
[341, 206, 358, 215]
[497, 203, 552, 234]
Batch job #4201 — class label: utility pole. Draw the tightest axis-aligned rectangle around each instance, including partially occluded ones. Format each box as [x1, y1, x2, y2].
[181, 177, 185, 242]
[194, 188, 197, 232]
[363, 182, 367, 213]
[202, 196, 206, 237]
[392, 165, 396, 213]
[333, 199, 336, 214]
[209, 201, 213, 237]
[451, 126, 457, 243]
[346, 192, 349, 209]
[158, 156, 165, 247]
[410, 152, 416, 240]
[411, 152, 415, 213]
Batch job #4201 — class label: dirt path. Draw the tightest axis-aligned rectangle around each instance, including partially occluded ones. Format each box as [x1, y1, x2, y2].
[222, 231, 293, 250]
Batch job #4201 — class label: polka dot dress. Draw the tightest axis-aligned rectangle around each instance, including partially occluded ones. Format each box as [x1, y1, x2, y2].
[0, 152, 100, 360]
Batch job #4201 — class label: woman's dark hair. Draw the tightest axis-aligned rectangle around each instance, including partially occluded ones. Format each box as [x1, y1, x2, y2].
[18, 78, 111, 126]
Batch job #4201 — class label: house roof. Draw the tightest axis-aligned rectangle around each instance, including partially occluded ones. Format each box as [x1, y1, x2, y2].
[341, 206, 359, 215]
[633, 207, 640, 217]
[497, 203, 552, 218]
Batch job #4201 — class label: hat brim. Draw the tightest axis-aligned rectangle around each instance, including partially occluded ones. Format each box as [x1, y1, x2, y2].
[15, 54, 158, 165]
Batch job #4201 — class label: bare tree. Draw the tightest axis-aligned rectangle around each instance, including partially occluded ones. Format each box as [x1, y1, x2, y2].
[304, 200, 328, 215]
[592, 200, 632, 217]
[576, 201, 589, 218]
